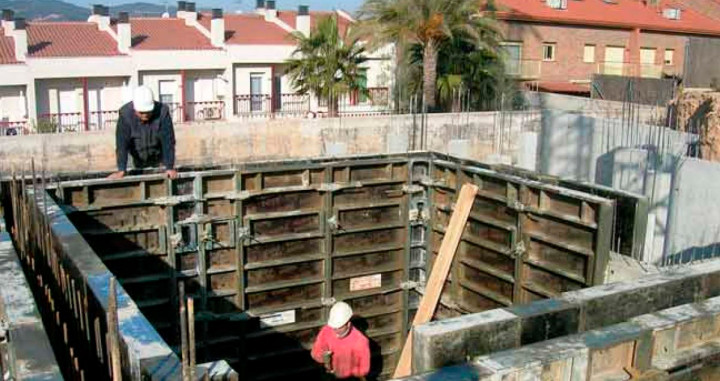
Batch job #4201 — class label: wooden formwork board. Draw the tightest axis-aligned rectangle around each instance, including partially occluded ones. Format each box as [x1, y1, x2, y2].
[427, 159, 614, 316]
[48, 152, 615, 380]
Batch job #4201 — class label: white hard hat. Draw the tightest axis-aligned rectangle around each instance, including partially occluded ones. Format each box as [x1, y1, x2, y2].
[328, 302, 353, 329]
[133, 86, 155, 112]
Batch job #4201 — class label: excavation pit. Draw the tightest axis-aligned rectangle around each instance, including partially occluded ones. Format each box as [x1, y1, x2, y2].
[1, 152, 647, 380]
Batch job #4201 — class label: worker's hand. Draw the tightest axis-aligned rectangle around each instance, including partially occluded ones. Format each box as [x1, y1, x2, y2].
[165, 169, 178, 179]
[107, 171, 125, 180]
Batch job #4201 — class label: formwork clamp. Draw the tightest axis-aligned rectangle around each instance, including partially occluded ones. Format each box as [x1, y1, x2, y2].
[237, 227, 254, 241]
[400, 281, 419, 291]
[402, 184, 424, 194]
[510, 241, 526, 258]
[321, 297, 337, 307]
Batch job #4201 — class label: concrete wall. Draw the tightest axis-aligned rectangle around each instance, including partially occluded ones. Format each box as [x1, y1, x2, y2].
[523, 91, 668, 124]
[535, 109, 720, 267]
[685, 36, 720, 88]
[410, 259, 720, 375]
[665, 157, 720, 264]
[0, 111, 540, 173]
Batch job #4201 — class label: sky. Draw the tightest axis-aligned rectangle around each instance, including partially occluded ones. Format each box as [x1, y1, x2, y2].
[70, 0, 364, 13]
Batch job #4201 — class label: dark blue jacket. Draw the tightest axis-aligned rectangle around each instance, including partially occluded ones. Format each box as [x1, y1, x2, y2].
[115, 101, 176, 171]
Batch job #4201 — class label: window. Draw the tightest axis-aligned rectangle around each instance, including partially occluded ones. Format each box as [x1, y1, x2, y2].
[500, 42, 522, 76]
[663, 8, 681, 20]
[542, 43, 556, 61]
[250, 74, 263, 112]
[583, 44, 595, 63]
[547, 0, 567, 9]
[158, 80, 175, 104]
[664, 49, 674, 65]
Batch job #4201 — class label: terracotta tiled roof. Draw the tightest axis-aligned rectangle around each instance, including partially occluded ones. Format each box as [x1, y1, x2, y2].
[128, 18, 217, 50]
[222, 14, 296, 45]
[495, 0, 720, 36]
[27, 22, 120, 58]
[0, 28, 18, 64]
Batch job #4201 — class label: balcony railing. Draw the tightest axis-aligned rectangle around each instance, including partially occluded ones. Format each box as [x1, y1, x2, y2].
[276, 93, 311, 117]
[596, 62, 680, 79]
[0, 120, 29, 136]
[87, 110, 119, 131]
[184, 101, 225, 122]
[236, 94, 273, 118]
[38, 112, 85, 133]
[505, 59, 542, 80]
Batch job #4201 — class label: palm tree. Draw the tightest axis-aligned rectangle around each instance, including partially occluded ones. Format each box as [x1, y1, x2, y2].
[286, 15, 368, 117]
[358, 0, 500, 110]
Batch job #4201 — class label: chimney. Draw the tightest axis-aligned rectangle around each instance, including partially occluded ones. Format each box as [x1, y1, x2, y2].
[177, 1, 187, 18]
[255, 0, 265, 15]
[211, 8, 224, 47]
[12, 17, 26, 61]
[2, 9, 15, 34]
[88, 4, 111, 32]
[117, 12, 131, 54]
[182, 2, 198, 25]
[297, 5, 310, 36]
[264, 0, 277, 21]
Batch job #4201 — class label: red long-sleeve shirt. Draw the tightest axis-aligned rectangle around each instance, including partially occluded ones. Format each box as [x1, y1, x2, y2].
[311, 325, 370, 379]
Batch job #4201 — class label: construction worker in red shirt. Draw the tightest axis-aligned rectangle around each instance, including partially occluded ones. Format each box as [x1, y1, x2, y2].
[311, 302, 370, 380]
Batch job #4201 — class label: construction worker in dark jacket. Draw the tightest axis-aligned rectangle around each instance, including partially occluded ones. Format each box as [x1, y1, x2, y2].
[108, 85, 177, 179]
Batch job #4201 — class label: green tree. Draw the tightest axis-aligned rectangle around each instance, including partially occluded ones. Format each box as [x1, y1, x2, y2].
[286, 15, 368, 117]
[358, 0, 501, 110]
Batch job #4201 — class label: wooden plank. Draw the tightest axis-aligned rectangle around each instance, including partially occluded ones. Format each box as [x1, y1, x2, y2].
[392, 183, 478, 378]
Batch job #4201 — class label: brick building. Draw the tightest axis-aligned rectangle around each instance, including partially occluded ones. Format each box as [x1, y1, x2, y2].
[493, 0, 720, 94]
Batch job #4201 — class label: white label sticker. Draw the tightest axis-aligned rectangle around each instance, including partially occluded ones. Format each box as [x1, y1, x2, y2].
[259, 309, 296, 328]
[350, 274, 382, 291]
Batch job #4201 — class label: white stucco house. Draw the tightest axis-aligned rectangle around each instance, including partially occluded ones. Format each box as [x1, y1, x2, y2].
[0, 1, 394, 135]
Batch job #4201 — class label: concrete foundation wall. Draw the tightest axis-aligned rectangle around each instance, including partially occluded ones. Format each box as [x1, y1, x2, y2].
[0, 111, 540, 173]
[538, 110, 697, 264]
[408, 295, 720, 380]
[524, 91, 667, 124]
[410, 260, 720, 375]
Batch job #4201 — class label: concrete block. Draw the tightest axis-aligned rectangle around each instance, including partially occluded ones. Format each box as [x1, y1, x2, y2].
[411, 261, 720, 375]
[561, 261, 720, 330]
[506, 298, 581, 345]
[413, 309, 520, 374]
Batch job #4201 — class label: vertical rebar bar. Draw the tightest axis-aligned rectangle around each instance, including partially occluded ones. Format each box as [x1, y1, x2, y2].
[108, 277, 122, 381]
[179, 282, 189, 381]
[188, 297, 196, 381]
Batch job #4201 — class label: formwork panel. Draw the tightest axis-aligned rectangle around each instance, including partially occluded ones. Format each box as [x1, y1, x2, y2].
[26, 152, 618, 380]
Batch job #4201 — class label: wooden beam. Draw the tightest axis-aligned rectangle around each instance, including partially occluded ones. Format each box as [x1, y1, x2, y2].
[392, 183, 478, 378]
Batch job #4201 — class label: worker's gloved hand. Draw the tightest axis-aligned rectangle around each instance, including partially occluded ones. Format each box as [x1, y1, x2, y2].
[323, 351, 333, 373]
[107, 171, 125, 180]
[165, 169, 178, 179]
